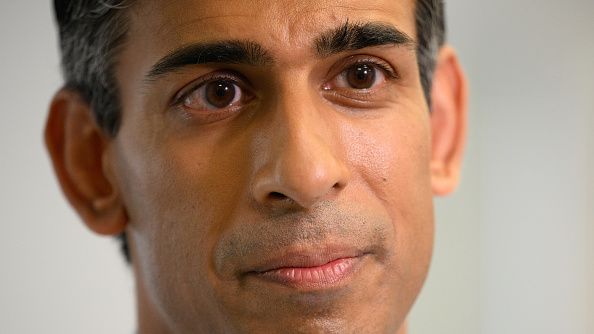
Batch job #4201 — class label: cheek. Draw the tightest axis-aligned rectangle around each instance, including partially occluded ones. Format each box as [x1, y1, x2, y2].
[344, 106, 433, 210]
[342, 106, 434, 299]
[112, 123, 248, 329]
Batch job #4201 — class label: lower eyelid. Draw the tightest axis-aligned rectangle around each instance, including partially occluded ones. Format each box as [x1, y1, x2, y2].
[332, 65, 388, 90]
[173, 72, 248, 106]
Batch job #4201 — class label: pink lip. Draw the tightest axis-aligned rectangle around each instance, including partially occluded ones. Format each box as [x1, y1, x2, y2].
[256, 257, 360, 287]
[246, 248, 367, 288]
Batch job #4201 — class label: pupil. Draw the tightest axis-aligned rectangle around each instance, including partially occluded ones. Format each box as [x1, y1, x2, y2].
[347, 64, 375, 89]
[206, 81, 235, 108]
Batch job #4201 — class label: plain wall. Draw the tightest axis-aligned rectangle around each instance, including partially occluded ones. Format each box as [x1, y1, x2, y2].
[1, 1, 592, 333]
[411, 1, 594, 333]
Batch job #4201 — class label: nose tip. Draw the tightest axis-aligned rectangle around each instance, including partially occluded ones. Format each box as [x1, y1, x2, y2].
[253, 154, 349, 209]
[250, 84, 350, 210]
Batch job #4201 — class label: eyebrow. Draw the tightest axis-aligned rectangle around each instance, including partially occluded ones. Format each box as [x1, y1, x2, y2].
[146, 40, 274, 80]
[145, 21, 415, 81]
[315, 21, 415, 57]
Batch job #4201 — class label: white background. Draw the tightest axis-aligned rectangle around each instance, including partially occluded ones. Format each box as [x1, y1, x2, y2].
[1, 1, 592, 333]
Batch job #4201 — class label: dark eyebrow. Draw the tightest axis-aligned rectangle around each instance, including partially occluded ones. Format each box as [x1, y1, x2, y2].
[315, 21, 416, 57]
[146, 40, 274, 80]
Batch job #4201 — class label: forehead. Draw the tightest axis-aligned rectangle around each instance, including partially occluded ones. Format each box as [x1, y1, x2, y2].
[126, 0, 416, 57]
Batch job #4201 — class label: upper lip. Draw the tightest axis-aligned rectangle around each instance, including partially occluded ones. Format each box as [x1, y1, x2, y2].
[244, 245, 367, 274]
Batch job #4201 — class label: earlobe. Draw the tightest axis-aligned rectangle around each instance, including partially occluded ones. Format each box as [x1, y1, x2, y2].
[429, 46, 468, 196]
[45, 89, 127, 235]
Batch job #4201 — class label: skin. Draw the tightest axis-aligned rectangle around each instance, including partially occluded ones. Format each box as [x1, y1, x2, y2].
[45, 0, 467, 333]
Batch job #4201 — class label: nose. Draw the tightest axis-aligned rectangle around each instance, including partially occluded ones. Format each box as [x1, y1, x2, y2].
[251, 92, 350, 210]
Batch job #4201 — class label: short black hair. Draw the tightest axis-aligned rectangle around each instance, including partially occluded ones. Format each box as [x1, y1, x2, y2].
[53, 0, 446, 263]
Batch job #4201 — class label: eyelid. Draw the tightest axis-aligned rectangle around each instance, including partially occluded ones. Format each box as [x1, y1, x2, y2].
[170, 70, 250, 108]
[328, 55, 400, 82]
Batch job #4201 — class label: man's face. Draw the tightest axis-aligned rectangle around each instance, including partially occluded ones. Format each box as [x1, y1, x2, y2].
[111, 0, 433, 332]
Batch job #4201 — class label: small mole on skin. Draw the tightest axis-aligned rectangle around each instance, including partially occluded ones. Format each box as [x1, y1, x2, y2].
[382, 178, 387, 182]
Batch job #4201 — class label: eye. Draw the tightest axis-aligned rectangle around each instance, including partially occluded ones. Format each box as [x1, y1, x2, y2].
[332, 62, 389, 90]
[321, 58, 399, 108]
[182, 79, 244, 111]
[345, 64, 379, 89]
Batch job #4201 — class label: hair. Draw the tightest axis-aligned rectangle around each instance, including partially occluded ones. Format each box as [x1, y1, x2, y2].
[53, 0, 446, 262]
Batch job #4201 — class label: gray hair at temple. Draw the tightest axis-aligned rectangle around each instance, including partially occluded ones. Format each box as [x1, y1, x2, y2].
[52, 0, 446, 262]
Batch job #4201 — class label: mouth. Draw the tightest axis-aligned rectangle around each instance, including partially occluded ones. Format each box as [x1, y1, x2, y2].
[243, 248, 369, 289]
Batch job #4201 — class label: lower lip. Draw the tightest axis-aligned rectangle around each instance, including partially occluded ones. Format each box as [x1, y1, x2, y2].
[253, 257, 362, 288]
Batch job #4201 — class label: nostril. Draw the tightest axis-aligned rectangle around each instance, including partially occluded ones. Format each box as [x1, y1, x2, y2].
[268, 192, 288, 201]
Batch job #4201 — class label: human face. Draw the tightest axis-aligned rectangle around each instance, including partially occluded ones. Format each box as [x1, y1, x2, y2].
[112, 0, 433, 332]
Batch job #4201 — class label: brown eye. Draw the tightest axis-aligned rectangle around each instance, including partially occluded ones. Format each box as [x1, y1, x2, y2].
[346, 64, 376, 89]
[205, 80, 236, 108]
[322, 59, 396, 107]
[183, 79, 244, 111]
[326, 61, 388, 92]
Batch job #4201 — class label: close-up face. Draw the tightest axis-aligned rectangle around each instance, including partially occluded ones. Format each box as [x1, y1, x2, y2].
[118, 0, 430, 332]
[46, 0, 467, 333]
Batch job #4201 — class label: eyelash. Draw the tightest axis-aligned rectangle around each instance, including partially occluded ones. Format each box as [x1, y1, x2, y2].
[170, 71, 248, 108]
[170, 56, 399, 114]
[339, 57, 399, 81]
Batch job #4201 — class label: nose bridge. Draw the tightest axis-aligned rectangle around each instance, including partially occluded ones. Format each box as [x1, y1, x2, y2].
[252, 83, 349, 209]
[279, 89, 330, 166]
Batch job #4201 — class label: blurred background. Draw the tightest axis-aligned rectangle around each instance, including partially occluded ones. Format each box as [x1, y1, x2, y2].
[0, 1, 592, 333]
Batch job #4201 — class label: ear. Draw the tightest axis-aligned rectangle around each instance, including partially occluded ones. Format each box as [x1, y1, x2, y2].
[429, 46, 468, 196]
[45, 88, 127, 235]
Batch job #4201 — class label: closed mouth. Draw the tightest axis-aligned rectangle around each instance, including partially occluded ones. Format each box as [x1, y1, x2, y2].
[243, 247, 370, 289]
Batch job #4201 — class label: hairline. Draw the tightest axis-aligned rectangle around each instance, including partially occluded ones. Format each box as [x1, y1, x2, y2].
[59, 0, 443, 138]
